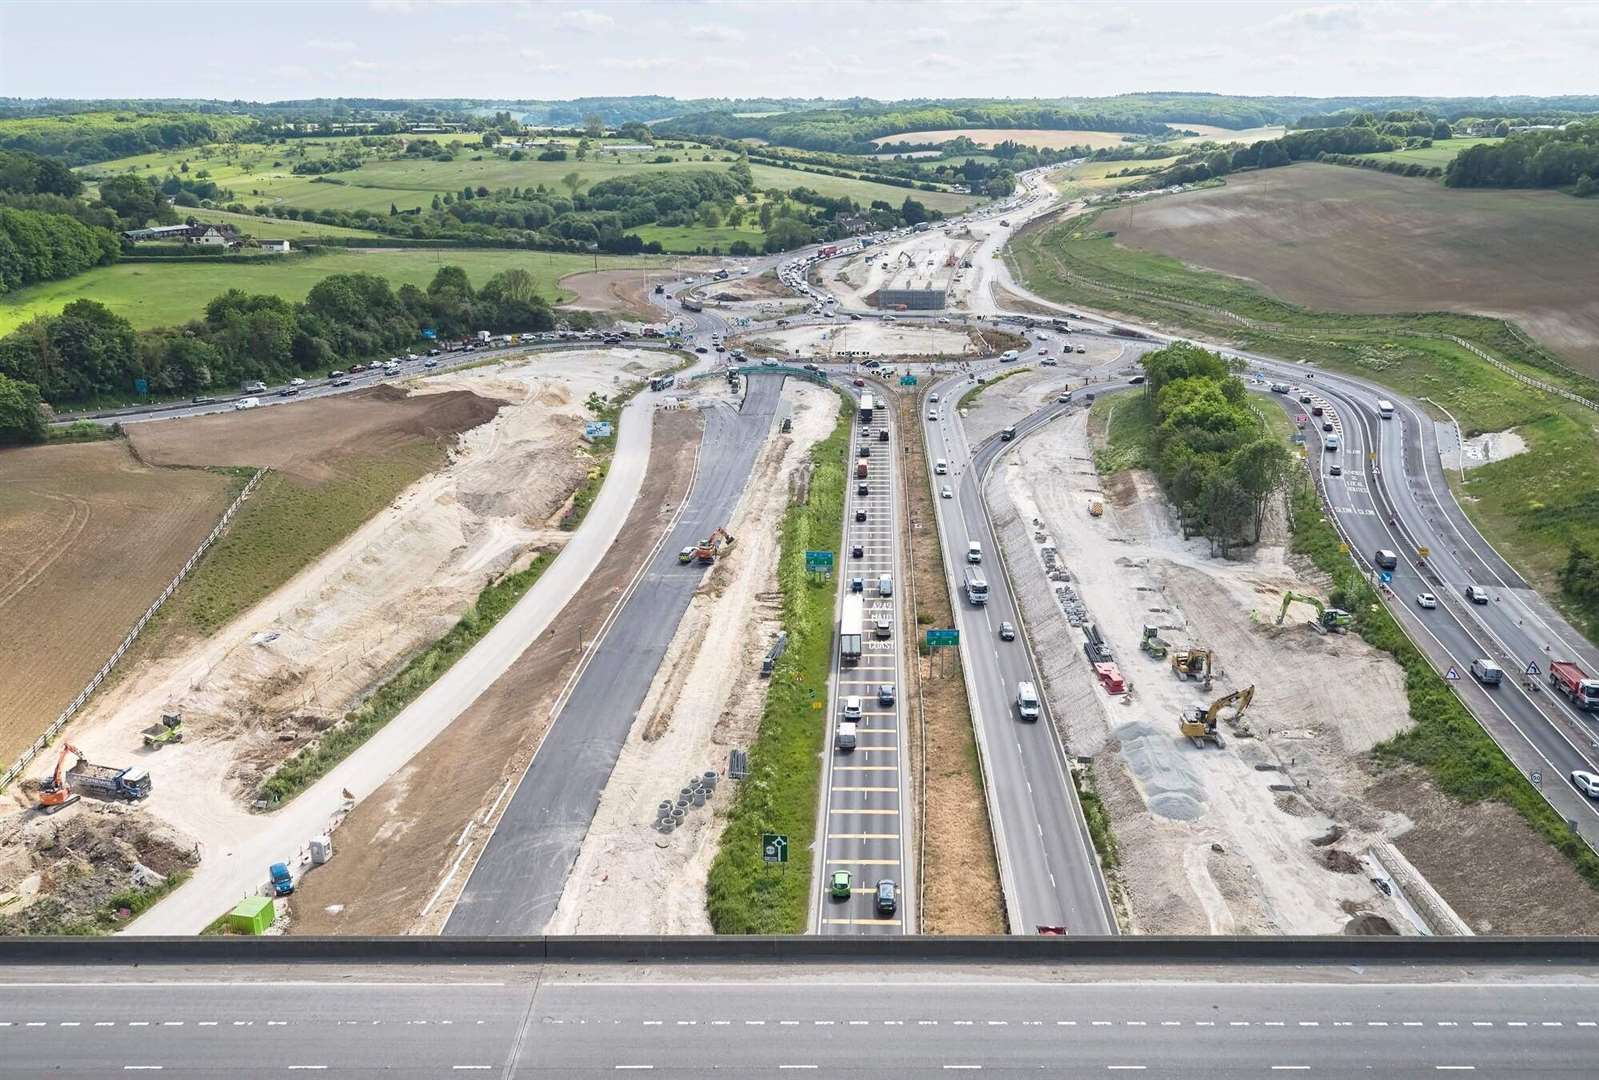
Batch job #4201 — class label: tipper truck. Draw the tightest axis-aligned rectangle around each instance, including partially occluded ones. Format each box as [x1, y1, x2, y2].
[1550, 660, 1599, 711]
[69, 759, 152, 801]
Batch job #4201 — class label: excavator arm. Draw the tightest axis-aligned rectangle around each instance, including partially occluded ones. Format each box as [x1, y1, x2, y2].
[1277, 591, 1326, 625]
[37, 743, 84, 811]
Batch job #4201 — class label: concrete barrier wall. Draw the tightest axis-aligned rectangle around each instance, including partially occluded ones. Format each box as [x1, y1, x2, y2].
[2, 936, 1597, 965]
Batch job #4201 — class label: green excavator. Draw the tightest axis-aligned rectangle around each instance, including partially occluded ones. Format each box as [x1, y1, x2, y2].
[1277, 591, 1353, 634]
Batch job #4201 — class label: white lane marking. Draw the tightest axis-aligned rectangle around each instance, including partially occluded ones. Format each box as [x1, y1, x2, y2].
[1264, 1021, 1286, 1027]
[945, 1068, 983, 1072]
[1, 981, 502, 989]
[1092, 1020, 1112, 1026]
[1508, 1022, 1528, 1027]
[267, 1020, 289, 1026]
[162, 1021, 183, 1027]
[1161, 1021, 1181, 1026]
[780, 1020, 799, 1026]
[1368, 1021, 1389, 1027]
[197, 1021, 217, 1027]
[745, 1020, 764, 1026]
[122, 1068, 162, 1072]
[452, 1068, 492, 1072]
[1541, 1021, 1563, 1027]
[813, 1020, 834, 1026]
[614, 1068, 654, 1072]
[1107, 1069, 1146, 1073]
[96, 1022, 115, 1027]
[128, 1022, 149, 1027]
[1125, 1020, 1145, 1026]
[642, 1020, 661, 1026]
[1271, 1069, 1310, 1073]
[778, 1067, 818, 1072]
[1579, 1021, 1597, 1027]
[712, 1020, 731, 1026]
[987, 1020, 1007, 1026]
[1437, 1022, 1457, 1027]
[1229, 1021, 1250, 1027]
[1298, 1021, 1319, 1027]
[287, 1069, 328, 1072]
[1403, 1022, 1424, 1027]
[1435, 1069, 1476, 1072]
[1471, 1022, 1493, 1027]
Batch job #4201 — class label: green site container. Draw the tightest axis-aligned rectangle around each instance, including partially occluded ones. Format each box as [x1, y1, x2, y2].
[228, 896, 275, 935]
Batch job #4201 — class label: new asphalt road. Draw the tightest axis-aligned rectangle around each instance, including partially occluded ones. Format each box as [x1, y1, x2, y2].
[444, 372, 785, 935]
[4, 961, 1596, 1077]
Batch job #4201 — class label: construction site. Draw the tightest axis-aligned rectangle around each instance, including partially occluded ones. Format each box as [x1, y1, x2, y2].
[0, 346, 670, 934]
[982, 400, 1599, 934]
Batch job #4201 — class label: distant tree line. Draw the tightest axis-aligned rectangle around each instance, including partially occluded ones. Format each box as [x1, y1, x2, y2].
[1127, 126, 1407, 189]
[0, 265, 556, 416]
[0, 111, 255, 166]
[1318, 152, 1443, 179]
[1138, 342, 1294, 556]
[1444, 120, 1599, 194]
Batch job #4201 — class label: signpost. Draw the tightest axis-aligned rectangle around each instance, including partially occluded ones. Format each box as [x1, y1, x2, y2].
[762, 833, 789, 865]
[925, 628, 960, 647]
[805, 550, 834, 579]
[1444, 665, 1461, 682]
[899, 374, 918, 386]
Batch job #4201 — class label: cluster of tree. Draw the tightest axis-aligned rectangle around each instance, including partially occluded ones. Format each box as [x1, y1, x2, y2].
[0, 148, 120, 294]
[0, 110, 255, 166]
[663, 103, 1175, 154]
[0, 371, 47, 444]
[1444, 120, 1599, 193]
[93, 173, 179, 228]
[1138, 343, 1294, 556]
[1319, 152, 1443, 179]
[291, 149, 366, 174]
[0, 265, 556, 411]
[1559, 544, 1599, 638]
[1291, 109, 1453, 140]
[1129, 126, 1405, 189]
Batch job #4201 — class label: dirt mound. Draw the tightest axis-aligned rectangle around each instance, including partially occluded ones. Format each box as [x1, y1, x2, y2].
[1322, 848, 1362, 874]
[1343, 913, 1398, 935]
[0, 807, 196, 935]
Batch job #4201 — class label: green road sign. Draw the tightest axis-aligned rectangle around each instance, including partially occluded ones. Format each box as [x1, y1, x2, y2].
[762, 832, 789, 864]
[899, 374, 918, 386]
[805, 550, 835, 572]
[926, 628, 960, 648]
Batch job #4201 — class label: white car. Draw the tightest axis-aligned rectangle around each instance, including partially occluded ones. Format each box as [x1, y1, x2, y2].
[929, 393, 940, 403]
[1573, 770, 1599, 798]
[940, 486, 953, 499]
[288, 377, 305, 386]
[1416, 592, 1438, 609]
[928, 411, 939, 421]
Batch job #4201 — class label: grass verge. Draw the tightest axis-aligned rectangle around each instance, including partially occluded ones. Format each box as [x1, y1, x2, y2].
[1010, 213, 1599, 630]
[258, 551, 552, 805]
[1071, 764, 1120, 874]
[48, 420, 121, 443]
[705, 391, 852, 933]
[1289, 482, 1599, 890]
[897, 387, 1005, 934]
[0, 871, 192, 936]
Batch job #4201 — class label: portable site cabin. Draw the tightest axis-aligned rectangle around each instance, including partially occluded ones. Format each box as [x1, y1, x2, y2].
[228, 895, 276, 935]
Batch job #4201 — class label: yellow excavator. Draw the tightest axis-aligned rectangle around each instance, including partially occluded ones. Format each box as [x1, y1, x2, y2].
[1170, 647, 1214, 688]
[1277, 591, 1353, 634]
[1178, 685, 1256, 749]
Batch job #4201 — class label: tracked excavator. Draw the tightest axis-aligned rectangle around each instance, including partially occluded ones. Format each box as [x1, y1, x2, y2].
[695, 526, 736, 565]
[35, 743, 85, 813]
[1178, 685, 1256, 749]
[1170, 646, 1214, 688]
[1277, 591, 1353, 634]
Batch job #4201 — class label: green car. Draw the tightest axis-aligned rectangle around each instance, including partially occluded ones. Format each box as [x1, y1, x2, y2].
[830, 870, 852, 900]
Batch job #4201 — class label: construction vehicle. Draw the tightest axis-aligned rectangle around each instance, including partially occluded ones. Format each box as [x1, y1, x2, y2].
[695, 527, 736, 565]
[142, 712, 184, 749]
[36, 743, 152, 813]
[1549, 660, 1599, 711]
[1277, 591, 1354, 634]
[1171, 647, 1214, 688]
[1139, 625, 1168, 659]
[1178, 685, 1256, 749]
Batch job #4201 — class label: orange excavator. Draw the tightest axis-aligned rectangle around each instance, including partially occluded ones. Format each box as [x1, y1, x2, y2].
[36, 743, 84, 814]
[695, 527, 736, 565]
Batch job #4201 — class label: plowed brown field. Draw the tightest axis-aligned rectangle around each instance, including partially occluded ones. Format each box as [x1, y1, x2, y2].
[1100, 164, 1599, 374]
[0, 442, 233, 764]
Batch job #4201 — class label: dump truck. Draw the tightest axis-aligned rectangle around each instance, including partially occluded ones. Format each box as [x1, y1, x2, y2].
[1139, 625, 1168, 659]
[142, 712, 184, 749]
[68, 759, 152, 801]
[1550, 660, 1599, 711]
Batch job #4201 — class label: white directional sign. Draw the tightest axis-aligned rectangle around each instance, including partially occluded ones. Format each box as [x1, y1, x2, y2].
[1444, 666, 1461, 681]
[1525, 661, 1541, 677]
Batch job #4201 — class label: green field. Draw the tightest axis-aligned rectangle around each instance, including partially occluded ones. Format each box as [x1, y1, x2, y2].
[632, 222, 766, 251]
[1356, 136, 1502, 168]
[1047, 155, 1182, 199]
[1010, 207, 1599, 627]
[0, 248, 656, 332]
[162, 205, 383, 240]
[82, 136, 979, 218]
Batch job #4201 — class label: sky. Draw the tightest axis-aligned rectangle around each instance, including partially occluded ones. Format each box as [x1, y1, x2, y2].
[2, 0, 1597, 103]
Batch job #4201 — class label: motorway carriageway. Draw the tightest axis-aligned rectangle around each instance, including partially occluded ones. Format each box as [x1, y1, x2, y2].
[921, 371, 1118, 936]
[4, 967, 1597, 1077]
[444, 373, 785, 935]
[1248, 367, 1599, 845]
[813, 387, 913, 933]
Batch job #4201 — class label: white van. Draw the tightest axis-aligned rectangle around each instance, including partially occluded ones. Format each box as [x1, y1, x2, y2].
[1001, 349, 1019, 362]
[233, 397, 260, 411]
[878, 574, 893, 597]
[967, 541, 982, 564]
[934, 459, 948, 475]
[1016, 681, 1041, 721]
[1470, 659, 1503, 686]
[835, 721, 858, 751]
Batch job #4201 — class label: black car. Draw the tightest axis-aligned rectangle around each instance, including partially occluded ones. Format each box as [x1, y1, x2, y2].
[875, 879, 898, 916]
[852, 544, 864, 559]
[191, 396, 215, 405]
[695, 346, 709, 354]
[857, 483, 869, 497]
[278, 387, 299, 397]
[878, 429, 888, 443]
[855, 509, 867, 522]
[1330, 463, 1342, 476]
[859, 446, 870, 458]
[1323, 421, 1334, 432]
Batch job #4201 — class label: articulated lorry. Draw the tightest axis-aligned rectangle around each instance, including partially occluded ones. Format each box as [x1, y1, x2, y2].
[840, 594, 864, 665]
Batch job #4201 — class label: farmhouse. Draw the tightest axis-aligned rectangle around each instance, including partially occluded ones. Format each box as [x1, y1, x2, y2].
[121, 223, 244, 247]
[256, 239, 291, 253]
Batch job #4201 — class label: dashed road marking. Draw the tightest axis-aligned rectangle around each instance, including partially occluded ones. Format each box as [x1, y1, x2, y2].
[452, 1068, 492, 1072]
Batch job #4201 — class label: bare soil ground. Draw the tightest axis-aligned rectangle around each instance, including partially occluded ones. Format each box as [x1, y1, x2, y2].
[558, 269, 666, 320]
[895, 388, 1006, 934]
[289, 408, 704, 934]
[0, 351, 649, 904]
[0, 441, 234, 764]
[992, 406, 1418, 934]
[704, 272, 792, 303]
[876, 129, 1137, 151]
[741, 322, 974, 361]
[546, 382, 835, 934]
[823, 236, 968, 309]
[1100, 164, 1599, 374]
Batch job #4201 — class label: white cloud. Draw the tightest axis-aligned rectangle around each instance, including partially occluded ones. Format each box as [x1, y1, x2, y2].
[687, 23, 745, 43]
[519, 48, 568, 74]
[555, 8, 615, 31]
[306, 38, 356, 52]
[347, 59, 382, 72]
[1264, 3, 1367, 34]
[367, 0, 421, 12]
[921, 52, 965, 70]
[905, 27, 949, 44]
[600, 56, 675, 71]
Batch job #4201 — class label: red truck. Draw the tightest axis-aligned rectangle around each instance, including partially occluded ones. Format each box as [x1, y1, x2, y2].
[818, 245, 839, 258]
[1549, 660, 1599, 711]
